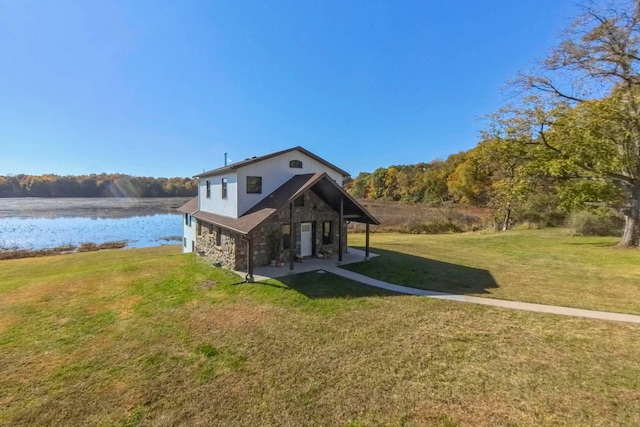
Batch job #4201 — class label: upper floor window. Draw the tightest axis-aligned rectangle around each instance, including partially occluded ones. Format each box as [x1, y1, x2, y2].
[247, 176, 262, 194]
[184, 213, 190, 226]
[206, 180, 211, 198]
[221, 178, 228, 199]
[289, 160, 303, 168]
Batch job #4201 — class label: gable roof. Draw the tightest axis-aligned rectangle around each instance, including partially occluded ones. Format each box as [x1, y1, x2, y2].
[195, 146, 349, 179]
[190, 172, 378, 236]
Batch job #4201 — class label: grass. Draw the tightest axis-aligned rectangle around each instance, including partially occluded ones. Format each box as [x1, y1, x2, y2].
[1, 245, 639, 426]
[346, 228, 640, 314]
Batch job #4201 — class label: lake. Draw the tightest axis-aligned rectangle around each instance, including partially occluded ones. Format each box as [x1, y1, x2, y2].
[0, 197, 191, 251]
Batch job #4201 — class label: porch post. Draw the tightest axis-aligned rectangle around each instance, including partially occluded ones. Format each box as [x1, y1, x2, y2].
[345, 221, 348, 253]
[289, 202, 295, 271]
[338, 197, 343, 262]
[247, 234, 255, 283]
[365, 223, 370, 259]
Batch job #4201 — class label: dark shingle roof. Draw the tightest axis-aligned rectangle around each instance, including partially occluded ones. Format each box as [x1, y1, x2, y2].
[177, 197, 198, 214]
[194, 146, 349, 178]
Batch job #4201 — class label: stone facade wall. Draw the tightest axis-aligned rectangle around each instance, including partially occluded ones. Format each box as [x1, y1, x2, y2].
[195, 189, 346, 271]
[195, 222, 246, 271]
[252, 189, 342, 266]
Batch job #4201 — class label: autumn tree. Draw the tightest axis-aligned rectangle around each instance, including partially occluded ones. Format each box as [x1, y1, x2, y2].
[510, 0, 640, 246]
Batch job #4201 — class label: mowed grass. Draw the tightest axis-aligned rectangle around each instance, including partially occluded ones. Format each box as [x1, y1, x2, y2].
[347, 228, 640, 314]
[1, 246, 640, 426]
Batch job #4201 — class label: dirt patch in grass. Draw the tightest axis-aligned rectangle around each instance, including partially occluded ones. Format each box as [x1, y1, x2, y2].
[199, 280, 217, 289]
[190, 303, 284, 335]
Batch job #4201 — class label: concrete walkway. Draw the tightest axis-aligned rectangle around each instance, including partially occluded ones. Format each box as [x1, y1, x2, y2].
[236, 247, 640, 324]
[326, 266, 640, 325]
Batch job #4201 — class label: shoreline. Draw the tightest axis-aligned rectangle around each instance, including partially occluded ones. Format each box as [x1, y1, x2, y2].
[0, 241, 130, 261]
[0, 237, 183, 261]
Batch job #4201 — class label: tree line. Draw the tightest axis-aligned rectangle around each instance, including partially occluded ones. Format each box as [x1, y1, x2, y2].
[348, 0, 640, 247]
[0, 174, 198, 198]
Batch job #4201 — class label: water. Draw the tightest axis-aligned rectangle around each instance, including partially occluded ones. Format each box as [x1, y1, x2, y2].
[0, 197, 191, 250]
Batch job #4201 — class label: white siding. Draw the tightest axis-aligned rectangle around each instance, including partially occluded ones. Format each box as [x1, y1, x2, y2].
[199, 172, 238, 217]
[182, 213, 197, 253]
[236, 150, 345, 215]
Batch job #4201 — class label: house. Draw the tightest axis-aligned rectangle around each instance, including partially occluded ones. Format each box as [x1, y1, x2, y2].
[178, 146, 379, 281]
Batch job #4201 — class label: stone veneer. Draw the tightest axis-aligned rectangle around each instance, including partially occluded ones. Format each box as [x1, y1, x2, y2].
[195, 188, 344, 272]
[195, 222, 247, 271]
[251, 189, 342, 266]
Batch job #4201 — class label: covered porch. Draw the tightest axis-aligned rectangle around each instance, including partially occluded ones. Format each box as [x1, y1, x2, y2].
[239, 246, 379, 281]
[243, 173, 379, 282]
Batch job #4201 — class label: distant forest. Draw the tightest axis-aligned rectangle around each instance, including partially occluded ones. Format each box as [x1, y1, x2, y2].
[0, 174, 198, 198]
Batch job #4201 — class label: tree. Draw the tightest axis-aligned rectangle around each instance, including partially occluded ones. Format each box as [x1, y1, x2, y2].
[447, 156, 489, 205]
[348, 172, 372, 199]
[511, 0, 640, 246]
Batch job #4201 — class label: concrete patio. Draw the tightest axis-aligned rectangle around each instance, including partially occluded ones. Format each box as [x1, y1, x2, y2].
[235, 247, 378, 282]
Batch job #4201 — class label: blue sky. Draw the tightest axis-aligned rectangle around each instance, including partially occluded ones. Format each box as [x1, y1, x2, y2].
[0, 0, 577, 178]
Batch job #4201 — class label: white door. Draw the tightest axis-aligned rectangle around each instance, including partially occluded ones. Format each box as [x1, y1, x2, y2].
[300, 222, 312, 257]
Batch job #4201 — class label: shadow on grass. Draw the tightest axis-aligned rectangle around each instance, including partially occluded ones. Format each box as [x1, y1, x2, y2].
[562, 241, 618, 247]
[269, 271, 401, 299]
[343, 247, 498, 295]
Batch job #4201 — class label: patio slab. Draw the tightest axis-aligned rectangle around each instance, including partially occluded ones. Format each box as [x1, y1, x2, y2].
[235, 247, 378, 282]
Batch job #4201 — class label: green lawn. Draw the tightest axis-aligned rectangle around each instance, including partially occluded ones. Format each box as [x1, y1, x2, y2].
[1, 245, 639, 426]
[347, 228, 640, 314]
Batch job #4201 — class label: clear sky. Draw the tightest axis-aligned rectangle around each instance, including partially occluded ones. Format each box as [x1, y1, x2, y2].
[0, 0, 578, 178]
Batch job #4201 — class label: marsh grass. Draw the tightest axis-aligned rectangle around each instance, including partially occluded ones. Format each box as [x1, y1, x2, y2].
[346, 229, 640, 314]
[1, 245, 639, 426]
[348, 200, 488, 234]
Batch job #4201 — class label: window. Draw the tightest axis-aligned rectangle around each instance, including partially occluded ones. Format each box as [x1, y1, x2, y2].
[289, 159, 303, 168]
[247, 176, 262, 193]
[184, 213, 189, 226]
[322, 221, 332, 244]
[294, 196, 304, 207]
[206, 180, 211, 198]
[221, 178, 228, 199]
[216, 226, 222, 246]
[183, 237, 187, 247]
[282, 224, 291, 249]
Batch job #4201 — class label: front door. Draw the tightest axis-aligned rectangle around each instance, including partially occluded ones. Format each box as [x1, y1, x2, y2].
[300, 222, 313, 257]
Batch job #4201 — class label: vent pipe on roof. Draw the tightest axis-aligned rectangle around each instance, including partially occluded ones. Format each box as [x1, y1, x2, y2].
[224, 152, 228, 166]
